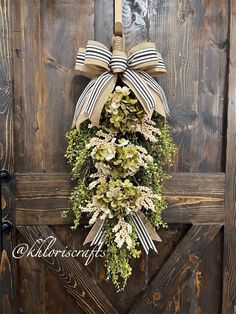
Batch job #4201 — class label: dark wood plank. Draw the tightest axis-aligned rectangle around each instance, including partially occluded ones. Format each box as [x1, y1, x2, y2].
[17, 225, 117, 314]
[95, 0, 113, 47]
[222, 1, 236, 313]
[15, 172, 225, 225]
[0, 0, 16, 312]
[128, 225, 221, 314]
[0, 0, 14, 170]
[9, 1, 230, 313]
[191, 229, 223, 314]
[17, 232, 46, 314]
[12, 0, 94, 173]
[50, 226, 81, 314]
[148, 0, 228, 172]
[146, 227, 223, 314]
[162, 172, 225, 224]
[52, 226, 86, 314]
[0, 250, 15, 314]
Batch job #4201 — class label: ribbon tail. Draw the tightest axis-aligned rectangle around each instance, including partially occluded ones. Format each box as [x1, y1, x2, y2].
[130, 215, 149, 254]
[83, 219, 104, 246]
[90, 74, 118, 127]
[121, 69, 155, 118]
[73, 79, 96, 126]
[130, 213, 158, 254]
[134, 213, 158, 253]
[139, 70, 170, 116]
[80, 72, 117, 127]
[137, 212, 162, 242]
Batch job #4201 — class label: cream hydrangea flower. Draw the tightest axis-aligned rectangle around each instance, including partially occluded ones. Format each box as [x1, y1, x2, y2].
[121, 86, 130, 96]
[115, 86, 122, 93]
[114, 86, 130, 97]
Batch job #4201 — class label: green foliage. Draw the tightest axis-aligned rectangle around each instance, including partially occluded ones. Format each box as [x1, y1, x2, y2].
[63, 122, 95, 228]
[135, 114, 176, 228]
[104, 219, 141, 291]
[64, 86, 176, 290]
[65, 122, 96, 180]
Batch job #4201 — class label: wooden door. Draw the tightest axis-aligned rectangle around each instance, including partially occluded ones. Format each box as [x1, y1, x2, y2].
[1, 0, 235, 313]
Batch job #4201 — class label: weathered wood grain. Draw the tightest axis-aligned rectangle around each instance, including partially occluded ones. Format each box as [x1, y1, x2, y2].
[95, 0, 113, 47]
[147, 224, 188, 280]
[146, 227, 223, 314]
[0, 250, 14, 314]
[44, 266, 84, 314]
[162, 172, 225, 224]
[148, 0, 228, 172]
[128, 225, 221, 313]
[0, 0, 16, 313]
[12, 0, 94, 173]
[52, 226, 88, 314]
[17, 225, 117, 314]
[192, 229, 223, 314]
[15, 172, 225, 225]
[146, 228, 223, 314]
[17, 233, 46, 314]
[222, 1, 236, 313]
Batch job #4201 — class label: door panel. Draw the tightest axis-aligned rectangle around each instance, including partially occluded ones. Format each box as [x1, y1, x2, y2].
[0, 0, 235, 313]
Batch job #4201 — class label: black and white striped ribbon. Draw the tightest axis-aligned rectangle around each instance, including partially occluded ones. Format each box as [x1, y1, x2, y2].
[75, 44, 166, 73]
[90, 220, 104, 246]
[72, 79, 95, 125]
[76, 51, 86, 66]
[88, 214, 157, 254]
[157, 56, 166, 70]
[128, 48, 159, 67]
[139, 70, 170, 115]
[73, 42, 169, 125]
[122, 69, 156, 111]
[85, 71, 114, 115]
[130, 214, 157, 254]
[86, 44, 112, 66]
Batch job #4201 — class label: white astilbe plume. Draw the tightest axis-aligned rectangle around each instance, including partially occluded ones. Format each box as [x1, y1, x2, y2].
[136, 186, 162, 212]
[80, 195, 114, 225]
[136, 116, 161, 142]
[112, 218, 133, 249]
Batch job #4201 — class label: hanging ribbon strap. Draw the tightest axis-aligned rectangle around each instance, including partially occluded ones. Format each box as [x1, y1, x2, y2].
[73, 39, 169, 127]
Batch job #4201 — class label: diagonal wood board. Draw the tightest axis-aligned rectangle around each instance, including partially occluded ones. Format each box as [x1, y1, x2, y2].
[17, 225, 118, 314]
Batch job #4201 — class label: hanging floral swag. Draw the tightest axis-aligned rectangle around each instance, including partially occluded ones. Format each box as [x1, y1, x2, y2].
[62, 38, 175, 291]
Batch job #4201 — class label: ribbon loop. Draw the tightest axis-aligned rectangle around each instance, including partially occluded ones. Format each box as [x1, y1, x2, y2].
[85, 40, 112, 71]
[127, 42, 159, 71]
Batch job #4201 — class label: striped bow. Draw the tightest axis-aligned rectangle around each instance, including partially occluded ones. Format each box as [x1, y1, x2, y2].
[73, 40, 169, 127]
